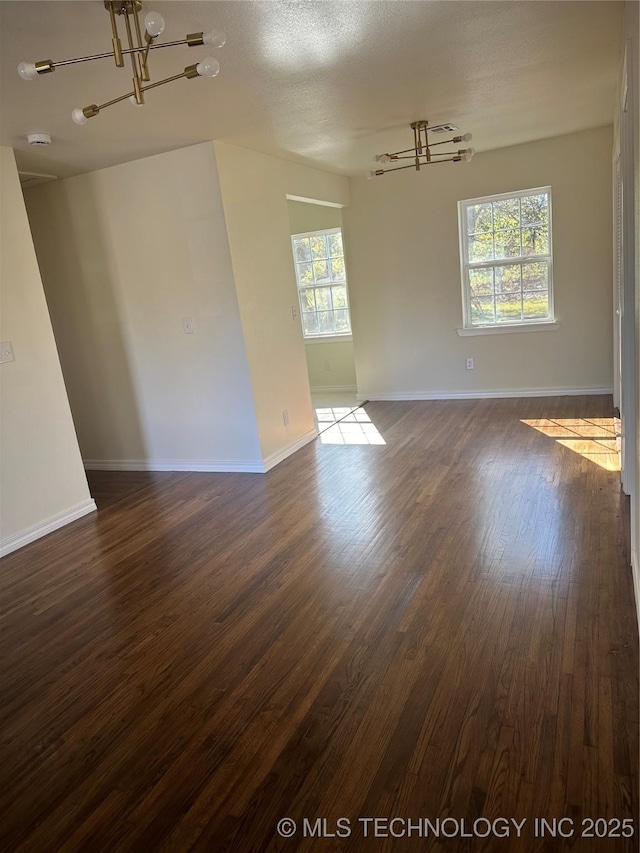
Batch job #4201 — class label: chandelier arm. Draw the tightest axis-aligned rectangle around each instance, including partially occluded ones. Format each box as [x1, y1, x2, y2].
[387, 154, 424, 161]
[387, 150, 466, 162]
[428, 137, 458, 147]
[132, 5, 150, 81]
[89, 68, 189, 117]
[122, 7, 143, 103]
[97, 89, 136, 111]
[106, 1, 125, 67]
[376, 162, 422, 175]
[141, 40, 152, 71]
[37, 39, 192, 72]
[376, 156, 462, 175]
[384, 146, 420, 158]
[148, 37, 203, 51]
[141, 69, 191, 92]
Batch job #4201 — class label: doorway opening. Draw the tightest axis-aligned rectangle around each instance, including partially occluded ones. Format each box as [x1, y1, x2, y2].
[286, 197, 359, 430]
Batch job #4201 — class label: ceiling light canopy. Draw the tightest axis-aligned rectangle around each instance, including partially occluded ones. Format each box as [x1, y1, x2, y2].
[369, 120, 474, 177]
[17, 0, 225, 124]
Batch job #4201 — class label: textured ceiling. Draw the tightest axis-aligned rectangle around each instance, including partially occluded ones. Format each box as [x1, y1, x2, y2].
[0, 1, 624, 180]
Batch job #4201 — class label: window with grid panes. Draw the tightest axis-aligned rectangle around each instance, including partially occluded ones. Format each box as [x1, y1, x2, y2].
[291, 228, 352, 338]
[458, 187, 553, 328]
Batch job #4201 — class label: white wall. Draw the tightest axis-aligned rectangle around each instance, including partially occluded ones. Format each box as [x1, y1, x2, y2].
[214, 144, 350, 464]
[0, 147, 94, 555]
[617, 0, 639, 620]
[344, 126, 614, 399]
[25, 142, 263, 471]
[287, 200, 357, 392]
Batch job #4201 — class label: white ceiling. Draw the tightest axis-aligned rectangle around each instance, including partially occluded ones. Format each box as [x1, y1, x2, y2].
[0, 0, 624, 180]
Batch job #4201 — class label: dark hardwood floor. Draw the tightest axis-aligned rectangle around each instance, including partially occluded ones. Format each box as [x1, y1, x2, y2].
[1, 397, 637, 851]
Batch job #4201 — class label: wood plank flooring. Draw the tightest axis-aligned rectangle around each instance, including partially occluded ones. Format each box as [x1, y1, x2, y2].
[1, 397, 637, 851]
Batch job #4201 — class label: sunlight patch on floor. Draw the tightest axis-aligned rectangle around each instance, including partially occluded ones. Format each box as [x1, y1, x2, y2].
[521, 417, 620, 471]
[316, 408, 386, 445]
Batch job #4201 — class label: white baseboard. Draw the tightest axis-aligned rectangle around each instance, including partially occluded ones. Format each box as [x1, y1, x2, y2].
[83, 459, 265, 473]
[632, 550, 639, 636]
[357, 386, 613, 402]
[310, 385, 357, 394]
[262, 428, 318, 472]
[0, 499, 97, 558]
[84, 434, 319, 475]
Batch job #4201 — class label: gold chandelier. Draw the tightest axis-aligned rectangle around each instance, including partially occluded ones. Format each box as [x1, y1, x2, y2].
[369, 120, 474, 177]
[17, 1, 225, 124]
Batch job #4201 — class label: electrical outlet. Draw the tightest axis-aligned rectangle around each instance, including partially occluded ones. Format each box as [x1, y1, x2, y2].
[0, 341, 14, 363]
[282, 409, 289, 427]
[466, 357, 474, 370]
[182, 317, 195, 335]
[291, 305, 299, 322]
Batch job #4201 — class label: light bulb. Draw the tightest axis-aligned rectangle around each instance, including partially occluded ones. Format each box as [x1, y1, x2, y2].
[72, 108, 88, 125]
[203, 28, 226, 48]
[18, 61, 37, 80]
[461, 132, 473, 143]
[367, 171, 377, 180]
[463, 147, 475, 162]
[129, 95, 142, 106]
[196, 57, 220, 78]
[374, 154, 391, 163]
[144, 11, 165, 37]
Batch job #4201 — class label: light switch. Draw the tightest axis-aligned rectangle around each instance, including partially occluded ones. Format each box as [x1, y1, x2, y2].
[0, 341, 14, 364]
[182, 317, 195, 335]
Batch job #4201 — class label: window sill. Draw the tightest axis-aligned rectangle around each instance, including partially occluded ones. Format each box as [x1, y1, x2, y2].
[304, 334, 353, 345]
[456, 321, 559, 337]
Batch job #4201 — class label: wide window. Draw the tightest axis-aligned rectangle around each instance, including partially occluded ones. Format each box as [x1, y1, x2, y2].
[458, 187, 553, 328]
[291, 227, 352, 338]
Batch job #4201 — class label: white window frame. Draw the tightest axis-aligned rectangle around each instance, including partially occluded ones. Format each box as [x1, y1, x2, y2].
[291, 227, 352, 340]
[457, 186, 555, 333]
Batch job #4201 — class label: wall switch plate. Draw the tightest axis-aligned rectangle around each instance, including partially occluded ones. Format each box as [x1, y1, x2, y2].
[291, 306, 299, 322]
[0, 341, 15, 363]
[282, 409, 290, 426]
[324, 359, 331, 371]
[182, 317, 195, 335]
[466, 357, 474, 370]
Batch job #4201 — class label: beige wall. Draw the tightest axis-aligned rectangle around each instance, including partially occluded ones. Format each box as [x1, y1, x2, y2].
[287, 200, 343, 235]
[25, 142, 263, 471]
[287, 200, 357, 392]
[0, 147, 94, 554]
[344, 126, 614, 398]
[215, 143, 350, 463]
[303, 340, 357, 391]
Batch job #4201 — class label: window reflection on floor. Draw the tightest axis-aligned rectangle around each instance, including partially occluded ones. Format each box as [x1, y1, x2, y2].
[521, 417, 620, 471]
[316, 408, 386, 445]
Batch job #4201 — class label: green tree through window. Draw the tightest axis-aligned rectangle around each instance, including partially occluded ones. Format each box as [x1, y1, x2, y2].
[291, 228, 352, 338]
[459, 188, 553, 327]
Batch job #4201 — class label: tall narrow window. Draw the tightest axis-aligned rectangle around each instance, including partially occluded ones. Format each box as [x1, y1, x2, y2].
[458, 187, 553, 328]
[291, 227, 352, 338]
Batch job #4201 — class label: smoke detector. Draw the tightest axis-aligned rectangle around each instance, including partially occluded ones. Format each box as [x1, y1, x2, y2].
[27, 133, 52, 146]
